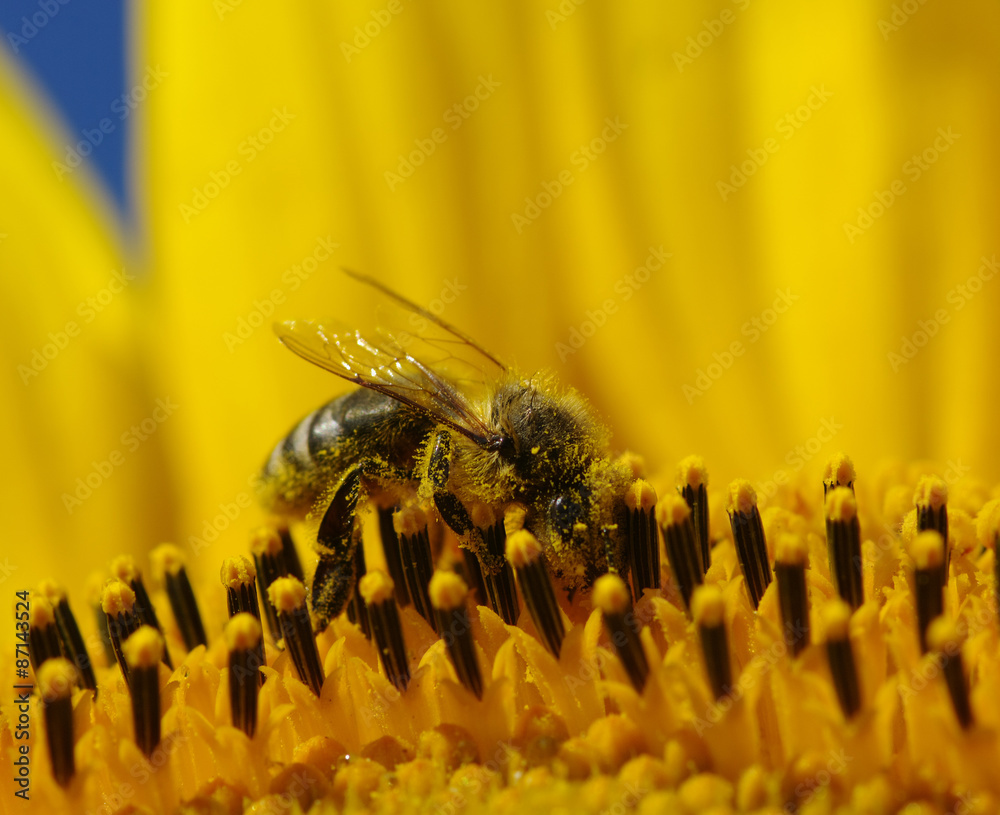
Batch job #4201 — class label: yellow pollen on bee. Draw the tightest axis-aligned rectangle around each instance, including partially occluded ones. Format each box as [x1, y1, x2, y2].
[268, 576, 307, 613]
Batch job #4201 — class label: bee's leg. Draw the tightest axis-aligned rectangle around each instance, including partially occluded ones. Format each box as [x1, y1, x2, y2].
[312, 468, 364, 632]
[426, 430, 519, 625]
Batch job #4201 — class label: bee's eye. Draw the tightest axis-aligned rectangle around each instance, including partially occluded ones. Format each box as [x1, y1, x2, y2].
[549, 494, 584, 540]
[497, 434, 518, 460]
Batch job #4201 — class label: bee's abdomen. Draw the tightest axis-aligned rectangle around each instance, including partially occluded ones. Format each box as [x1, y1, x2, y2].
[258, 389, 421, 515]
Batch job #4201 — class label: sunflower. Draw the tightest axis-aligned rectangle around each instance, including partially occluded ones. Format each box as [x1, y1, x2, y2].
[2, 1, 1000, 813]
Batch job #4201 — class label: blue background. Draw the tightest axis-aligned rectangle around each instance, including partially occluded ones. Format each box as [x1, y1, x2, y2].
[1, 2, 129, 221]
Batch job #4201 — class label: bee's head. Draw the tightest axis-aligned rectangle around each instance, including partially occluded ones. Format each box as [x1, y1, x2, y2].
[489, 375, 609, 494]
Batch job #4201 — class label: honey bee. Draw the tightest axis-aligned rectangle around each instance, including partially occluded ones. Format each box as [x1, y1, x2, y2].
[258, 271, 637, 661]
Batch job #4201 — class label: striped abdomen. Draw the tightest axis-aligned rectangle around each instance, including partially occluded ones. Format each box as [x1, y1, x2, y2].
[258, 388, 429, 516]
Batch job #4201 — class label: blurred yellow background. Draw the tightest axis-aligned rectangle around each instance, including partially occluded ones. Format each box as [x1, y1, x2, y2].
[1, 1, 998, 600]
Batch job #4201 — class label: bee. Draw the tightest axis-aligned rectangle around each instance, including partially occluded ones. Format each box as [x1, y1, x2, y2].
[257, 272, 640, 675]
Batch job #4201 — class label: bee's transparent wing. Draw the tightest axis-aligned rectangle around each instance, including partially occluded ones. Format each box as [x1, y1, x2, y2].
[275, 317, 502, 449]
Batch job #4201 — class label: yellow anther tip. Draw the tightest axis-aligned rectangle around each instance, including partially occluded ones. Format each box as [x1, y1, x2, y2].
[429, 571, 468, 611]
[101, 580, 136, 616]
[820, 599, 852, 640]
[926, 616, 962, 653]
[625, 479, 657, 512]
[250, 526, 284, 556]
[656, 493, 691, 528]
[592, 573, 631, 616]
[267, 576, 307, 614]
[393, 505, 428, 538]
[151, 543, 185, 579]
[38, 658, 77, 701]
[36, 580, 66, 603]
[677, 455, 708, 489]
[220, 556, 257, 589]
[910, 530, 945, 570]
[914, 475, 948, 510]
[506, 529, 542, 569]
[976, 498, 1000, 550]
[691, 585, 725, 627]
[359, 570, 395, 605]
[823, 453, 856, 486]
[110, 555, 139, 583]
[30, 597, 56, 628]
[825, 486, 857, 522]
[775, 533, 808, 566]
[123, 626, 164, 669]
[225, 613, 263, 651]
[726, 479, 757, 516]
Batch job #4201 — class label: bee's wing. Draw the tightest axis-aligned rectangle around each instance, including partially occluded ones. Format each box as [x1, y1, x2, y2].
[275, 318, 502, 449]
[343, 269, 507, 371]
